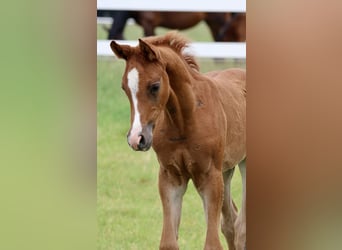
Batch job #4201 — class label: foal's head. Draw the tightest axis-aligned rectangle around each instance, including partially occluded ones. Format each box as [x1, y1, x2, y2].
[110, 39, 170, 151]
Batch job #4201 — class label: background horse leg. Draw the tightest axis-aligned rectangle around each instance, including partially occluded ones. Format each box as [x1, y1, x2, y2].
[234, 159, 246, 250]
[221, 167, 238, 250]
[195, 167, 224, 250]
[204, 13, 229, 41]
[137, 12, 158, 36]
[158, 168, 188, 250]
[108, 11, 131, 40]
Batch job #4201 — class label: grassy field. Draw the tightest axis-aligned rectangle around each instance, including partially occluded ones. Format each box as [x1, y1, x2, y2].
[97, 21, 245, 249]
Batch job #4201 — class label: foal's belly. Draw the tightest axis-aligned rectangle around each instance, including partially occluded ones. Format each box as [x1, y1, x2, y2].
[222, 138, 246, 171]
[222, 149, 246, 172]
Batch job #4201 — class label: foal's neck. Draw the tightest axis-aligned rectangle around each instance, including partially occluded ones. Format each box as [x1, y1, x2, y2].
[162, 49, 197, 135]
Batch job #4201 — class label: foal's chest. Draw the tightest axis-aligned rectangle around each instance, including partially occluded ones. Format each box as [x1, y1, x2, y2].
[154, 143, 212, 181]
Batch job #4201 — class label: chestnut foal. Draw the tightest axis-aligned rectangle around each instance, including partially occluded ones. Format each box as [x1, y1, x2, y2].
[110, 32, 246, 250]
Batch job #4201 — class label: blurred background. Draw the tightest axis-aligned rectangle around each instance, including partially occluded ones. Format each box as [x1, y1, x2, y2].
[96, 1, 246, 67]
[2, 1, 342, 250]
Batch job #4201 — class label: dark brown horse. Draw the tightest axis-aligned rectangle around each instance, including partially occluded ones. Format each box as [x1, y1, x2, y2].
[110, 32, 246, 249]
[105, 11, 245, 42]
[217, 13, 246, 42]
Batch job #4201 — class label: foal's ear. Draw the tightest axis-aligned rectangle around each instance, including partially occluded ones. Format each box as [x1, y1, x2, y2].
[110, 41, 131, 60]
[138, 39, 158, 61]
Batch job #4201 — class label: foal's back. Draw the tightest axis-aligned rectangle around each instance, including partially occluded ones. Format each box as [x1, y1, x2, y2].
[206, 68, 246, 90]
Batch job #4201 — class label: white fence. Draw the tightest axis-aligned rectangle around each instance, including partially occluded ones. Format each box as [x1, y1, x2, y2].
[97, 0, 246, 59]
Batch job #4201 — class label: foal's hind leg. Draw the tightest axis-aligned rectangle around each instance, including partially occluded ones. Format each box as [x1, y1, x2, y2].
[221, 167, 238, 250]
[234, 159, 246, 250]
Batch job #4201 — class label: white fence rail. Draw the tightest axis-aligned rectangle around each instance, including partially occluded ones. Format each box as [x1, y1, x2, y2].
[97, 40, 246, 59]
[97, 0, 246, 59]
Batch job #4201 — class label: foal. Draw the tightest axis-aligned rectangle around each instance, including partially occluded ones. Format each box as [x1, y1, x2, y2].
[110, 32, 246, 250]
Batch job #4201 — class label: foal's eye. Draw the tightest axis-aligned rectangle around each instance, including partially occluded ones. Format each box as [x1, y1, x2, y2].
[149, 82, 160, 95]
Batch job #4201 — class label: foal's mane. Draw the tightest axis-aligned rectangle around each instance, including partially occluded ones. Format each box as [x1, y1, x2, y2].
[143, 31, 200, 71]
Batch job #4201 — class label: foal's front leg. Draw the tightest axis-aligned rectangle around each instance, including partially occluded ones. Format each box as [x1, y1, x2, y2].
[158, 167, 188, 250]
[195, 167, 224, 250]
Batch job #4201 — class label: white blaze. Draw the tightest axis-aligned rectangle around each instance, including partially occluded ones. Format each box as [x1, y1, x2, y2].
[127, 68, 142, 147]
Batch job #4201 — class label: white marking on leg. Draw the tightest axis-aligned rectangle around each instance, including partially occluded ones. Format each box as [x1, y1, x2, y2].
[169, 184, 187, 237]
[127, 68, 142, 148]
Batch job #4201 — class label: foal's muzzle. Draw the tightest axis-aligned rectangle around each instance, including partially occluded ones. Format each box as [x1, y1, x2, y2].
[127, 123, 153, 151]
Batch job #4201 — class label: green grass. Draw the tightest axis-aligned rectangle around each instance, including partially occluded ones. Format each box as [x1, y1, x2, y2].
[97, 22, 245, 250]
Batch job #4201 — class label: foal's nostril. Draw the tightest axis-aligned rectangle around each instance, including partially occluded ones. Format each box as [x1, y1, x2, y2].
[138, 134, 146, 149]
[129, 124, 153, 151]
